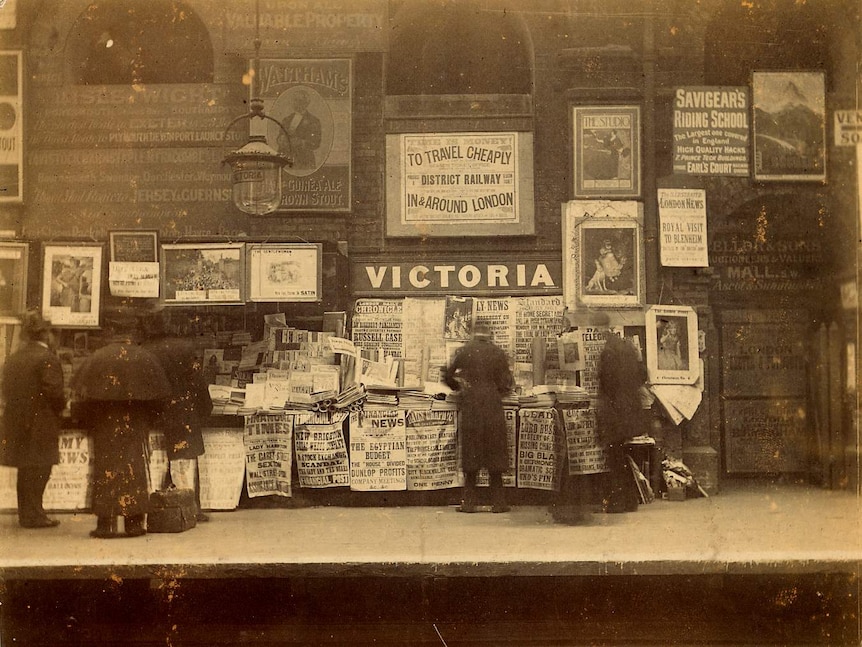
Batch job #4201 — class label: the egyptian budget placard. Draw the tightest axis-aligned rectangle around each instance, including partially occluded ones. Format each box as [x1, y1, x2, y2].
[561, 407, 608, 475]
[517, 408, 563, 491]
[295, 420, 350, 488]
[244, 414, 292, 498]
[405, 410, 459, 491]
[348, 409, 407, 491]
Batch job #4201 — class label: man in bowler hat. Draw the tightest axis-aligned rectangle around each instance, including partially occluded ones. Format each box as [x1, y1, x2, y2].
[1, 311, 65, 528]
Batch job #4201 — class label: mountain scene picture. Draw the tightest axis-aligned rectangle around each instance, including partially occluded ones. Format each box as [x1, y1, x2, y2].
[752, 71, 826, 181]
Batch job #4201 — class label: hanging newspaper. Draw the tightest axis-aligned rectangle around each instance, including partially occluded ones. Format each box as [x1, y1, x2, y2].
[348, 409, 408, 491]
[403, 297, 446, 383]
[579, 326, 608, 396]
[477, 407, 518, 488]
[351, 299, 404, 359]
[561, 406, 608, 475]
[514, 296, 565, 365]
[295, 420, 350, 488]
[244, 414, 293, 498]
[43, 430, 93, 510]
[658, 188, 708, 267]
[473, 297, 516, 357]
[198, 428, 246, 510]
[405, 410, 460, 490]
[517, 408, 563, 491]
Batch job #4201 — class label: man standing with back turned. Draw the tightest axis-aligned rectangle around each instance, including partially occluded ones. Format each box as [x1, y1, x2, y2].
[1, 311, 65, 528]
[444, 322, 514, 513]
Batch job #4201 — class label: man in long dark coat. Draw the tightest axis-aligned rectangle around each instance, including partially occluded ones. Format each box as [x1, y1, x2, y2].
[141, 311, 212, 522]
[597, 324, 647, 513]
[443, 322, 514, 513]
[1, 312, 65, 528]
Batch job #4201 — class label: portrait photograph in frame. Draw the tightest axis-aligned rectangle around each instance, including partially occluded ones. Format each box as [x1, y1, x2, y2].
[0, 241, 28, 318]
[109, 230, 159, 263]
[41, 243, 102, 328]
[247, 243, 322, 303]
[572, 105, 641, 198]
[161, 243, 245, 305]
[562, 200, 644, 310]
[752, 70, 826, 182]
[645, 305, 699, 385]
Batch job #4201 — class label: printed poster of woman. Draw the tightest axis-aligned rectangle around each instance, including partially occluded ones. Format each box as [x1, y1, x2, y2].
[581, 228, 635, 296]
[443, 296, 473, 341]
[655, 316, 688, 371]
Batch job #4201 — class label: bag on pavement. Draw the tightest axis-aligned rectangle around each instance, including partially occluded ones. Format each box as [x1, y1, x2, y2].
[147, 485, 197, 533]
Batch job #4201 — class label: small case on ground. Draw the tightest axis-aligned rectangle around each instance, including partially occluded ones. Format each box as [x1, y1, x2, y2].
[147, 486, 197, 533]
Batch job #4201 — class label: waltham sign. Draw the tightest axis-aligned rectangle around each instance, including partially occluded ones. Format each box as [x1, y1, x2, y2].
[351, 256, 562, 297]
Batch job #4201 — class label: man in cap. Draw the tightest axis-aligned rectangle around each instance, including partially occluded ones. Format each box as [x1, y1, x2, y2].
[1, 311, 65, 528]
[443, 321, 514, 513]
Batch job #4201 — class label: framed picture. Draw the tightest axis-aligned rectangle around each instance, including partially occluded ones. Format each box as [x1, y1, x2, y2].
[257, 58, 352, 213]
[752, 71, 826, 182]
[246, 243, 322, 302]
[645, 305, 699, 385]
[109, 230, 158, 262]
[572, 105, 641, 198]
[160, 243, 245, 305]
[0, 241, 28, 317]
[41, 243, 102, 328]
[562, 200, 644, 310]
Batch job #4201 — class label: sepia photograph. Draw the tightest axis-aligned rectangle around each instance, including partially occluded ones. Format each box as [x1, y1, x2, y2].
[0, 1, 859, 646]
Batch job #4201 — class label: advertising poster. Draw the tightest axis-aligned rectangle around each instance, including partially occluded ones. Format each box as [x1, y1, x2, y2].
[478, 407, 518, 488]
[403, 298, 445, 384]
[405, 410, 460, 491]
[514, 296, 565, 365]
[561, 200, 645, 310]
[295, 420, 350, 488]
[243, 414, 292, 498]
[657, 188, 709, 267]
[473, 297, 516, 358]
[752, 71, 825, 182]
[517, 408, 563, 491]
[672, 86, 749, 176]
[257, 58, 352, 211]
[561, 407, 608, 475]
[247, 243, 322, 302]
[348, 409, 408, 491]
[578, 327, 608, 396]
[386, 132, 535, 237]
[351, 299, 404, 359]
[198, 428, 247, 510]
[572, 105, 640, 198]
[43, 430, 93, 510]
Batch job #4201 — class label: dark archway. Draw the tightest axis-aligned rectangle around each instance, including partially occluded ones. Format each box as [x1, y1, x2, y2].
[387, 1, 533, 95]
[65, 0, 213, 85]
